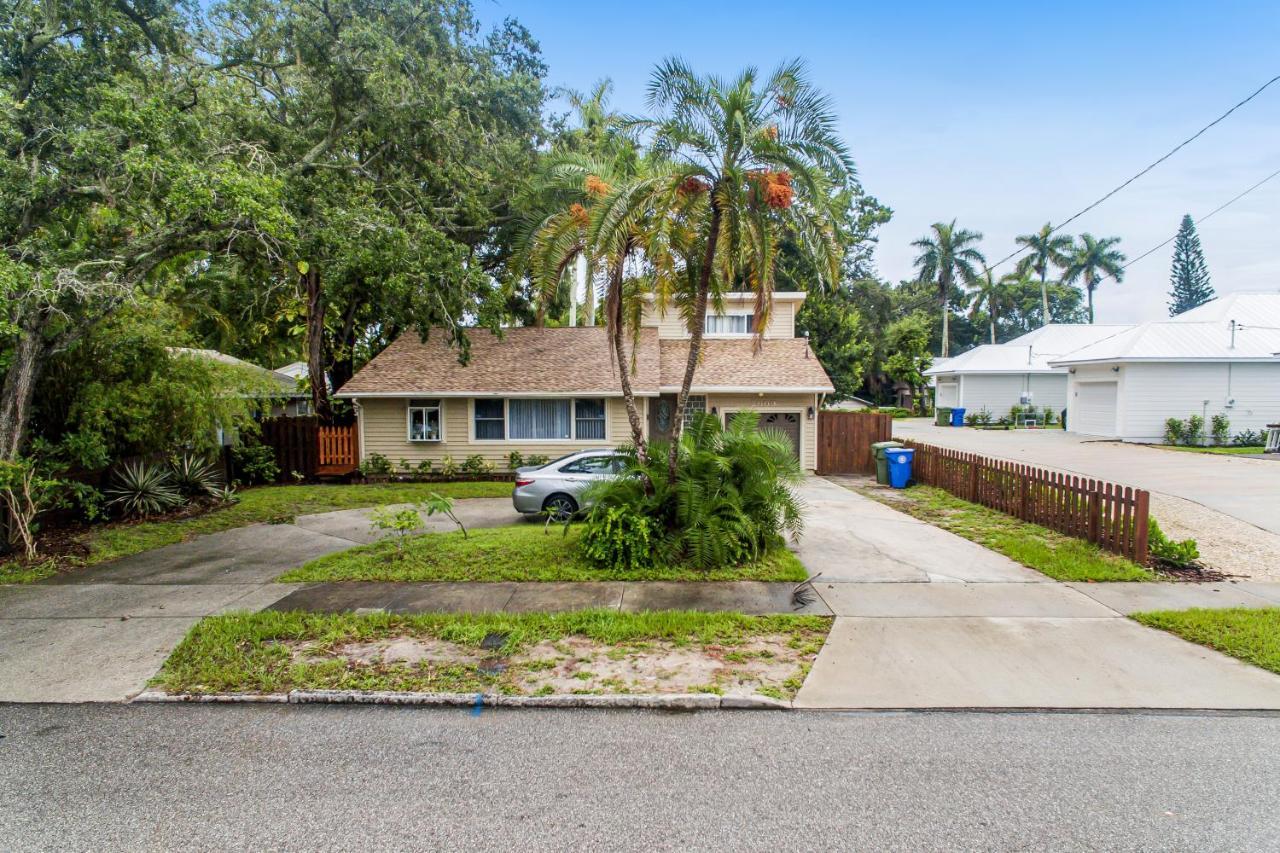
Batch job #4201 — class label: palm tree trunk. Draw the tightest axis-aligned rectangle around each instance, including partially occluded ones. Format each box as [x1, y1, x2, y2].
[1040, 268, 1050, 327]
[939, 278, 951, 358]
[1086, 279, 1095, 324]
[989, 317, 996, 345]
[606, 255, 647, 460]
[668, 199, 722, 483]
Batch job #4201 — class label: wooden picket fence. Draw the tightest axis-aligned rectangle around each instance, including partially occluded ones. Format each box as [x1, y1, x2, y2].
[317, 424, 358, 474]
[257, 416, 358, 480]
[900, 440, 1150, 564]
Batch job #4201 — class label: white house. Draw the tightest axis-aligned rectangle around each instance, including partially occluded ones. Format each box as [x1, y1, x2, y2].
[926, 324, 1132, 419]
[1049, 291, 1280, 441]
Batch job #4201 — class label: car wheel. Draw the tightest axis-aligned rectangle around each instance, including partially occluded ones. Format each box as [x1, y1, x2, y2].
[542, 493, 578, 520]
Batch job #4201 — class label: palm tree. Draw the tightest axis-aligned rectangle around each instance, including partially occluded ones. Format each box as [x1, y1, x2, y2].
[911, 220, 985, 357]
[1015, 223, 1074, 326]
[968, 270, 1017, 344]
[620, 58, 852, 480]
[1062, 234, 1126, 322]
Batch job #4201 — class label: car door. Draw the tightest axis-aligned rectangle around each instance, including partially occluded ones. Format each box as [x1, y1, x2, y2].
[556, 454, 619, 500]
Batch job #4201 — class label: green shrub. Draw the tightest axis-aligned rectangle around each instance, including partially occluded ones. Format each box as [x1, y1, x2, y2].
[580, 505, 654, 571]
[1185, 414, 1205, 446]
[368, 506, 423, 556]
[358, 453, 392, 476]
[1042, 406, 1057, 426]
[1148, 518, 1200, 569]
[106, 460, 182, 518]
[582, 412, 802, 570]
[461, 454, 494, 475]
[507, 450, 525, 471]
[1163, 417, 1185, 446]
[440, 455, 458, 477]
[169, 452, 223, 498]
[1210, 414, 1231, 446]
[414, 459, 433, 476]
[234, 443, 280, 483]
[1233, 429, 1264, 447]
[525, 454, 550, 467]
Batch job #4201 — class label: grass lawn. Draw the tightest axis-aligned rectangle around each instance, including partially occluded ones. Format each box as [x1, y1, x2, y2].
[1148, 444, 1268, 456]
[279, 523, 808, 583]
[1133, 607, 1280, 675]
[849, 481, 1155, 582]
[151, 609, 831, 699]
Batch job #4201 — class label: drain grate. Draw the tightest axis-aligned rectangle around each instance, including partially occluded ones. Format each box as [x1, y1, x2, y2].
[480, 632, 508, 651]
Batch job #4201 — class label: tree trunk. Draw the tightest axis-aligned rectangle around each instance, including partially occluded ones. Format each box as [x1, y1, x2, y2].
[939, 278, 951, 358]
[1086, 279, 1095, 324]
[668, 201, 722, 482]
[607, 259, 647, 460]
[0, 315, 50, 461]
[328, 297, 360, 394]
[303, 267, 332, 419]
[1040, 268, 1050, 327]
[990, 318, 996, 345]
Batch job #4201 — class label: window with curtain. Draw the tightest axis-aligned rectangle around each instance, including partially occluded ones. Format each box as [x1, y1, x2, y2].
[408, 398, 442, 441]
[705, 313, 754, 334]
[473, 399, 505, 440]
[574, 399, 606, 440]
[509, 399, 571, 440]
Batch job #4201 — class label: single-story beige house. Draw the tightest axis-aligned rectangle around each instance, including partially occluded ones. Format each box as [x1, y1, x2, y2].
[336, 292, 834, 471]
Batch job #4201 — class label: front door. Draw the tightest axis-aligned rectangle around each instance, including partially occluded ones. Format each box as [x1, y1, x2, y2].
[648, 394, 677, 442]
[759, 411, 801, 461]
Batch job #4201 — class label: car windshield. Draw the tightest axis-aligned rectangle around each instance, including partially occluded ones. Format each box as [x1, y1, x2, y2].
[538, 452, 585, 469]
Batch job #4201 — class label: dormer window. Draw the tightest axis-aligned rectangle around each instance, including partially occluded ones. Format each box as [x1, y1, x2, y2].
[705, 313, 755, 335]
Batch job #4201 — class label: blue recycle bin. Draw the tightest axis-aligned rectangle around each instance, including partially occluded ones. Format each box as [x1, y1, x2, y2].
[887, 448, 915, 489]
[950, 407, 966, 427]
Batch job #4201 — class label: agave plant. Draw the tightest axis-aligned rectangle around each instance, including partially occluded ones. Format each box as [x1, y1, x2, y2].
[169, 452, 224, 497]
[106, 460, 182, 518]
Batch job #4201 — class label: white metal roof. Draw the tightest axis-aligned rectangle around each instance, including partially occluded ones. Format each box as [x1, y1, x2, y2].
[1169, 290, 1280, 326]
[1047, 319, 1280, 365]
[926, 324, 1132, 376]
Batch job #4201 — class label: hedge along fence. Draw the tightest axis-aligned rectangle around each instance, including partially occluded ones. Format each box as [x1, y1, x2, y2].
[900, 440, 1150, 564]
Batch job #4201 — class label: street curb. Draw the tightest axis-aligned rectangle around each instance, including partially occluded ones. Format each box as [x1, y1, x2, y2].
[132, 689, 791, 710]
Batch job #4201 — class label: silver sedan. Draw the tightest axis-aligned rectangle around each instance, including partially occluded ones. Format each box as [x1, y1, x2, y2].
[511, 450, 626, 517]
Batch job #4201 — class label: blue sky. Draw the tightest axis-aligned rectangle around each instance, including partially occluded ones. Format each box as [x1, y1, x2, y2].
[475, 0, 1280, 323]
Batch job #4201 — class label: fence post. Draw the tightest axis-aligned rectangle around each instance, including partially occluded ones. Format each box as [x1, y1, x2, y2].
[1087, 481, 1101, 544]
[1133, 489, 1150, 564]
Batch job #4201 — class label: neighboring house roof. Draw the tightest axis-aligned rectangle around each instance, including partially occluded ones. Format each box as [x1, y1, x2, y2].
[336, 327, 834, 397]
[1048, 319, 1280, 366]
[1168, 290, 1280, 325]
[275, 361, 309, 379]
[926, 324, 1132, 377]
[658, 338, 834, 393]
[337, 327, 662, 397]
[169, 347, 305, 396]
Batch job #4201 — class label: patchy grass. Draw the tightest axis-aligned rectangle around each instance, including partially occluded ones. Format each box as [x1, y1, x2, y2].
[1147, 445, 1268, 457]
[1133, 608, 1280, 675]
[278, 523, 808, 583]
[151, 609, 831, 698]
[83, 481, 513, 566]
[0, 560, 57, 584]
[847, 481, 1155, 582]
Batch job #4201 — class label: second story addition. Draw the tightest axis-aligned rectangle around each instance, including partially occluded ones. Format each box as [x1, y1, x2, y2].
[640, 291, 807, 340]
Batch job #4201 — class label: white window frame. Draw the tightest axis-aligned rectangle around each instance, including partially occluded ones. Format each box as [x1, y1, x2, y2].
[573, 398, 607, 441]
[705, 312, 755, 336]
[406, 398, 443, 442]
[469, 397, 611, 444]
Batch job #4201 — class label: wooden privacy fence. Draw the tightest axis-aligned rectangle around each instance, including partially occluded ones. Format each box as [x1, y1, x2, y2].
[256, 417, 358, 480]
[901, 440, 1150, 564]
[318, 424, 358, 474]
[817, 411, 893, 474]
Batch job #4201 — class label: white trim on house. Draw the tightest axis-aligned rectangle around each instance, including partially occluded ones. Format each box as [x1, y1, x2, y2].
[338, 390, 658, 399]
[658, 385, 833, 393]
[406, 398, 445, 443]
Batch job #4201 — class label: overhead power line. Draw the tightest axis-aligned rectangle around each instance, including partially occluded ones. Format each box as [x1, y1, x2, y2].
[984, 73, 1280, 275]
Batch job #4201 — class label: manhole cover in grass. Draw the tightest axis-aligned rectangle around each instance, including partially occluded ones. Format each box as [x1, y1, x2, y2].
[477, 660, 508, 677]
[480, 632, 508, 651]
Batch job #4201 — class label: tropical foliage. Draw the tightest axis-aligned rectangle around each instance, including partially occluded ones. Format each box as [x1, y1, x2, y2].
[1063, 234, 1127, 323]
[911, 221, 985, 357]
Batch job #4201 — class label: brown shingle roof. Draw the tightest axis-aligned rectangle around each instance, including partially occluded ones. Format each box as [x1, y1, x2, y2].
[337, 327, 833, 396]
[337, 327, 661, 396]
[659, 338, 834, 392]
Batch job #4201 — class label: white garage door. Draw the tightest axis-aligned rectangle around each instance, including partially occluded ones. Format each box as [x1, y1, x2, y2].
[1073, 381, 1118, 436]
[935, 380, 959, 409]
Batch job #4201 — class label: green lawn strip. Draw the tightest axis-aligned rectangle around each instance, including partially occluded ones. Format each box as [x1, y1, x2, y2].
[151, 609, 831, 697]
[1148, 445, 1267, 456]
[279, 523, 808, 583]
[854, 483, 1155, 582]
[1132, 607, 1280, 675]
[83, 481, 513, 566]
[0, 560, 58, 584]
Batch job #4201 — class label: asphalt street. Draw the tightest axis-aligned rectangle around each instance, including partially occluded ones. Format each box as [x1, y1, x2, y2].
[2, 704, 1278, 851]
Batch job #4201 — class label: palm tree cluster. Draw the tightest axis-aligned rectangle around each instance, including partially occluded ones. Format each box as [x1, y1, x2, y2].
[912, 219, 1127, 355]
[516, 59, 854, 482]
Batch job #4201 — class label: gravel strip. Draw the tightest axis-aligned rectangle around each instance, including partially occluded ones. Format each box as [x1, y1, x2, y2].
[1150, 494, 1280, 582]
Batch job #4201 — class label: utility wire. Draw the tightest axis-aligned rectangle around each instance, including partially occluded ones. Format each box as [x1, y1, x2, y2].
[983, 73, 1280, 275]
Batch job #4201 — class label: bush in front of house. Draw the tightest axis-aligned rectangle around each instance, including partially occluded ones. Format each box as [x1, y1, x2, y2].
[234, 442, 281, 483]
[582, 412, 802, 571]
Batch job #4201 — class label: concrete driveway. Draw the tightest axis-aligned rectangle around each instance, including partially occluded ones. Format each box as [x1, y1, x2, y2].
[792, 477, 1280, 710]
[0, 498, 522, 702]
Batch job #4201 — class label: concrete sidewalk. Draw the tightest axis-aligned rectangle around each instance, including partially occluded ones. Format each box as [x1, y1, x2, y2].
[792, 477, 1280, 710]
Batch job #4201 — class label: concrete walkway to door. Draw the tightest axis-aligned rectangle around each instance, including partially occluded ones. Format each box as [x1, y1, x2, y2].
[791, 477, 1280, 710]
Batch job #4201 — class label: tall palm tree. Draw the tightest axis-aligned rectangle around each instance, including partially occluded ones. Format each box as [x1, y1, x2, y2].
[1015, 223, 1074, 326]
[968, 270, 1017, 344]
[911, 220, 985, 358]
[620, 58, 852, 480]
[1062, 234, 1126, 323]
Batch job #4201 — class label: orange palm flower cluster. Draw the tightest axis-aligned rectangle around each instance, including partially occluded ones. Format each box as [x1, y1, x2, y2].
[677, 175, 709, 197]
[748, 170, 794, 209]
[763, 125, 779, 141]
[584, 175, 611, 197]
[568, 203, 589, 228]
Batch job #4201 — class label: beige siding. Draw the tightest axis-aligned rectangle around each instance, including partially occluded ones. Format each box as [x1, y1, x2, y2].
[708, 392, 819, 471]
[358, 397, 635, 471]
[641, 296, 798, 339]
